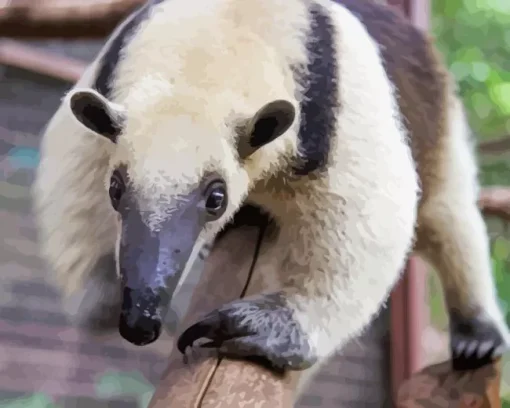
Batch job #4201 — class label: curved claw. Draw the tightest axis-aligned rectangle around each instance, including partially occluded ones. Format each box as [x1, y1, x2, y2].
[450, 325, 509, 371]
[177, 315, 218, 354]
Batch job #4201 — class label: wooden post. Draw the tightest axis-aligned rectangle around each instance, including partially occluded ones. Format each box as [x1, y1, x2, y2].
[388, 0, 429, 402]
[390, 258, 428, 400]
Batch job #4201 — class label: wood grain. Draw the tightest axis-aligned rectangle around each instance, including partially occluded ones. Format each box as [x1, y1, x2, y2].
[397, 359, 502, 408]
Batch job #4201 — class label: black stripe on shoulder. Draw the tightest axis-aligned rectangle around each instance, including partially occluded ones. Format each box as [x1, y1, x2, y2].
[94, 0, 165, 98]
[292, 1, 339, 176]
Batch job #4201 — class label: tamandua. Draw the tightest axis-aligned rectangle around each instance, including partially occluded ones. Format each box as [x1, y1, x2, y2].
[32, 0, 510, 387]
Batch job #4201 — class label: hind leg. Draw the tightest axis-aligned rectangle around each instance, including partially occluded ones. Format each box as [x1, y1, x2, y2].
[415, 101, 510, 370]
[417, 199, 510, 370]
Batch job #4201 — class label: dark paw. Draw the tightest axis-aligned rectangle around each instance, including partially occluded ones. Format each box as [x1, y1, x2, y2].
[177, 292, 316, 371]
[449, 311, 510, 371]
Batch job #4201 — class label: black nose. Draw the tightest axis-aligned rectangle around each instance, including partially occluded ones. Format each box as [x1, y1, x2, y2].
[119, 312, 162, 346]
[119, 287, 162, 346]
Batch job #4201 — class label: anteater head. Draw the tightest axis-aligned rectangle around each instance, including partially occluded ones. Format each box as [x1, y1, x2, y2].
[67, 87, 295, 346]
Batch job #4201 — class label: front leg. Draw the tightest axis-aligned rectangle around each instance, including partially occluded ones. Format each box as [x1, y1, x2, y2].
[177, 203, 417, 371]
[178, 124, 419, 370]
[177, 249, 403, 373]
[177, 291, 317, 371]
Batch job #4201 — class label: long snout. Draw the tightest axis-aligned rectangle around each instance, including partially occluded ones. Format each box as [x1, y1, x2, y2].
[116, 194, 205, 346]
[117, 236, 198, 345]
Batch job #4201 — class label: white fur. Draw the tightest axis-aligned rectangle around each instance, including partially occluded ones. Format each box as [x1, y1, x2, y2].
[285, 1, 418, 358]
[39, 1, 510, 402]
[247, 3, 420, 395]
[108, 0, 417, 392]
[104, 0, 418, 359]
[32, 0, 510, 402]
[33, 0, 418, 377]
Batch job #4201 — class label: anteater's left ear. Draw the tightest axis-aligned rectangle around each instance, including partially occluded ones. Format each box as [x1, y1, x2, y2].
[237, 99, 296, 159]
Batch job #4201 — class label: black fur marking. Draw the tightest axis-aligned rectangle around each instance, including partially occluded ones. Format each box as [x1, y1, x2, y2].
[177, 291, 317, 371]
[94, 0, 165, 98]
[292, 2, 339, 176]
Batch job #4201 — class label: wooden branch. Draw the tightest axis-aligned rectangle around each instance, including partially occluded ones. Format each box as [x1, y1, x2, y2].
[397, 359, 501, 407]
[0, 40, 86, 83]
[479, 136, 510, 155]
[0, 0, 144, 39]
[148, 226, 295, 408]
[479, 186, 510, 222]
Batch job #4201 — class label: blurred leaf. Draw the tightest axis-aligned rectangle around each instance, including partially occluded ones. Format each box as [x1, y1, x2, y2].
[428, 269, 448, 330]
[0, 393, 59, 408]
[471, 92, 491, 119]
[493, 237, 510, 260]
[471, 61, 490, 82]
[139, 391, 154, 408]
[94, 370, 155, 408]
[489, 83, 510, 115]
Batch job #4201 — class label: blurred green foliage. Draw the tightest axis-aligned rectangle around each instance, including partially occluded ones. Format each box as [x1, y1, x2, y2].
[94, 370, 155, 408]
[0, 371, 154, 408]
[0, 393, 59, 408]
[432, 0, 510, 140]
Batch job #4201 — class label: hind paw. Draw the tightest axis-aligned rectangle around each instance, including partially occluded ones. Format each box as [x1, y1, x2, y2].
[449, 311, 510, 371]
[451, 335, 506, 371]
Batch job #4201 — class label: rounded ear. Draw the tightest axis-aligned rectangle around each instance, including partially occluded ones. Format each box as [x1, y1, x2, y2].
[69, 89, 125, 143]
[238, 99, 296, 159]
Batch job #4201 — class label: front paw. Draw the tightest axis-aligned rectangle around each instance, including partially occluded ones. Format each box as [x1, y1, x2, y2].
[177, 292, 317, 371]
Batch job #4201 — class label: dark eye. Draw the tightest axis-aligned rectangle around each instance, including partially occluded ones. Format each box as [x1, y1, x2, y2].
[109, 171, 125, 210]
[204, 181, 227, 218]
